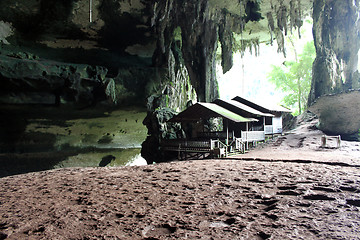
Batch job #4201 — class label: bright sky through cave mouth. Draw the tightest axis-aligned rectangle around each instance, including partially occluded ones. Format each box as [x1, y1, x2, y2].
[217, 19, 314, 110]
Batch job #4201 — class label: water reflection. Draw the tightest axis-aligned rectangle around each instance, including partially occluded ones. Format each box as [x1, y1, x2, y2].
[54, 148, 147, 169]
[0, 148, 147, 178]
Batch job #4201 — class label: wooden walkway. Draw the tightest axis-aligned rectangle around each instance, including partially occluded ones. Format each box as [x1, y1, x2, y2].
[161, 137, 247, 159]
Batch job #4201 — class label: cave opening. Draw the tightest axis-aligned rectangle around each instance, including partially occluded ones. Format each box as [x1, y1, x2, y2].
[217, 18, 314, 115]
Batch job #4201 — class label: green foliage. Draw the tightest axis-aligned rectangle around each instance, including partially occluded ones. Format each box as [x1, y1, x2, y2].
[173, 27, 182, 42]
[268, 41, 315, 115]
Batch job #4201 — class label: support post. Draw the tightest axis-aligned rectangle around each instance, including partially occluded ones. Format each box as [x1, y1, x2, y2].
[226, 119, 228, 157]
[226, 119, 229, 145]
[263, 116, 265, 131]
[89, 0, 93, 22]
[246, 122, 249, 150]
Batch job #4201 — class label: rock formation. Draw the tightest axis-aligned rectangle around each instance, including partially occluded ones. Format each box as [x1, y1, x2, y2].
[0, 0, 313, 108]
[141, 106, 184, 164]
[0, 0, 359, 162]
[0, 0, 158, 106]
[309, 0, 360, 103]
[0, 53, 110, 106]
[309, 90, 360, 140]
[307, 0, 360, 139]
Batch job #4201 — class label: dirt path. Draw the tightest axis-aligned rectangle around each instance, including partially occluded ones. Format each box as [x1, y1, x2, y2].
[0, 119, 360, 239]
[230, 117, 360, 167]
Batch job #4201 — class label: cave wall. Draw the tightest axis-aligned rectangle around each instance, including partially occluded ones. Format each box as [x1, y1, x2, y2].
[3, 0, 355, 109]
[0, 0, 154, 65]
[0, 0, 161, 106]
[0, 0, 313, 109]
[0, 0, 214, 110]
[309, 0, 360, 104]
[150, 0, 221, 103]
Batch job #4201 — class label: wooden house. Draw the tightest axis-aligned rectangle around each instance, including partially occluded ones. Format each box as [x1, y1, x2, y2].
[162, 97, 291, 159]
[213, 99, 274, 143]
[232, 96, 291, 135]
[163, 102, 258, 158]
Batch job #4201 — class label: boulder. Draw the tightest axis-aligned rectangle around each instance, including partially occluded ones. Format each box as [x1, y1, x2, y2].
[141, 106, 184, 164]
[309, 90, 360, 140]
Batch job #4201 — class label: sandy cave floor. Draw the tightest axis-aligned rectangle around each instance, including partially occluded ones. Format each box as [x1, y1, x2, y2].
[1, 120, 360, 239]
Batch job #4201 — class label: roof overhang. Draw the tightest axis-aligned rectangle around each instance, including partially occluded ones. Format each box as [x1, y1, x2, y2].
[168, 102, 258, 123]
[214, 99, 274, 117]
[232, 96, 292, 113]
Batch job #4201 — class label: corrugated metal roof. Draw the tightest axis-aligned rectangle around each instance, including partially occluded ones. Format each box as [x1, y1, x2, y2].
[213, 99, 274, 117]
[169, 102, 258, 123]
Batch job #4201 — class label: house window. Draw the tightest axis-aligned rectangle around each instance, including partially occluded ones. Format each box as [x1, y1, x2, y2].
[265, 116, 273, 125]
[205, 117, 223, 132]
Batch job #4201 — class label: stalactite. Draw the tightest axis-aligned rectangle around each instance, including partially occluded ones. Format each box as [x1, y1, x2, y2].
[289, 0, 303, 38]
[277, 4, 287, 36]
[267, 12, 275, 45]
[248, 39, 260, 56]
[219, 11, 234, 73]
[238, 38, 260, 57]
[270, 0, 274, 9]
[265, 0, 305, 57]
[151, 0, 174, 55]
[275, 29, 286, 57]
[151, 0, 300, 101]
[296, 0, 303, 38]
[289, 0, 296, 32]
[89, 0, 92, 23]
[150, 0, 220, 102]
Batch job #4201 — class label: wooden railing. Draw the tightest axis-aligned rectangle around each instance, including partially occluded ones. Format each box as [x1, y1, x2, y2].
[210, 139, 226, 150]
[210, 139, 227, 157]
[162, 136, 248, 158]
[198, 131, 233, 139]
[228, 137, 245, 154]
[241, 131, 265, 142]
[161, 139, 211, 152]
[235, 137, 245, 153]
[264, 125, 273, 135]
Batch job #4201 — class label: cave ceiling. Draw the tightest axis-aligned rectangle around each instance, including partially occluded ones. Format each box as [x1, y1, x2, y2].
[210, 0, 313, 43]
[0, 0, 315, 105]
[0, 0, 314, 62]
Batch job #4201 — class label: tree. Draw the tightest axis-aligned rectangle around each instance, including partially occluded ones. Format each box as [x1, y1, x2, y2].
[267, 41, 315, 115]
